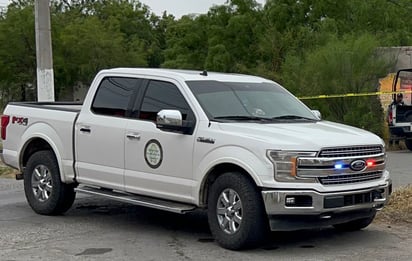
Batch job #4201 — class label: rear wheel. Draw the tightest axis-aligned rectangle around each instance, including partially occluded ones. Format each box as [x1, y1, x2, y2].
[404, 139, 412, 151]
[24, 150, 76, 215]
[207, 172, 268, 250]
[333, 214, 376, 231]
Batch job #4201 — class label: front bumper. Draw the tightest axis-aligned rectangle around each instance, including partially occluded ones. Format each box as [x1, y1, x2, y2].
[261, 180, 392, 231]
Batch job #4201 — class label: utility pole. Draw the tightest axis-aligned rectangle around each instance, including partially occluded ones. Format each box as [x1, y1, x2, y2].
[35, 0, 55, 101]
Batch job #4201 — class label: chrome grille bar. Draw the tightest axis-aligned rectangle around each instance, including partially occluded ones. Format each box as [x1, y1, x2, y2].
[319, 146, 383, 158]
[318, 171, 383, 185]
[297, 145, 385, 185]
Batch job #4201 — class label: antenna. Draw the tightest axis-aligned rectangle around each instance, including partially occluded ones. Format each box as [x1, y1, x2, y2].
[200, 70, 208, 76]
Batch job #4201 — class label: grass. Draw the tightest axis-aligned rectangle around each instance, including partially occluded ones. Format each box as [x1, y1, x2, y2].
[0, 163, 17, 178]
[376, 185, 412, 224]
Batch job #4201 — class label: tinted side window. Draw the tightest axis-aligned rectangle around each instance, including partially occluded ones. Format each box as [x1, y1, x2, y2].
[139, 80, 192, 122]
[92, 77, 141, 117]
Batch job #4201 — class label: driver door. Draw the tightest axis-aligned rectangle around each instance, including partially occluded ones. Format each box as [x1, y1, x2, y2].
[124, 79, 197, 203]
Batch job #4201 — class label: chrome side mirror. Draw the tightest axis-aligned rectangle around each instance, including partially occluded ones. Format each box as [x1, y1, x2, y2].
[311, 110, 322, 120]
[157, 110, 183, 127]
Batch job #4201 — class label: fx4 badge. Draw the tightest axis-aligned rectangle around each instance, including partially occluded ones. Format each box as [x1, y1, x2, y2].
[12, 116, 28, 126]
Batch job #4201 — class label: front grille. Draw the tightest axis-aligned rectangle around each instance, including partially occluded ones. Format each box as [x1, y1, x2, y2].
[319, 145, 383, 158]
[319, 171, 383, 185]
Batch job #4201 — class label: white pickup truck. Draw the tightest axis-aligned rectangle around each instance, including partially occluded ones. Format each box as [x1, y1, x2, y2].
[1, 68, 391, 249]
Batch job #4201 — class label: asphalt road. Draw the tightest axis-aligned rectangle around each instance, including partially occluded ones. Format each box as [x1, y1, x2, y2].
[385, 150, 412, 189]
[0, 151, 411, 260]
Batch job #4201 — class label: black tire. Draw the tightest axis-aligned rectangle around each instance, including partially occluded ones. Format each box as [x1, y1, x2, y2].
[333, 213, 376, 231]
[23, 150, 76, 215]
[207, 172, 268, 250]
[405, 139, 412, 151]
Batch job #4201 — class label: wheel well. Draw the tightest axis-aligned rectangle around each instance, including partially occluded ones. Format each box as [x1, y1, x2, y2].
[21, 138, 54, 168]
[199, 163, 257, 207]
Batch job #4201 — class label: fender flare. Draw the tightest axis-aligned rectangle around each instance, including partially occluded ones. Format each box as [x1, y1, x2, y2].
[194, 145, 272, 205]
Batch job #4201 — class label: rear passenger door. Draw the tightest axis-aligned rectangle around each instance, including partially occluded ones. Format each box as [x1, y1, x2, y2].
[124, 79, 197, 203]
[75, 77, 142, 190]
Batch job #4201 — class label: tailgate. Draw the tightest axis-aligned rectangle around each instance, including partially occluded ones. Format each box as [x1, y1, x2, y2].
[395, 105, 412, 123]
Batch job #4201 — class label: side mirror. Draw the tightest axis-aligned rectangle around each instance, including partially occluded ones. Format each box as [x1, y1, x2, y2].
[311, 110, 322, 120]
[157, 109, 182, 127]
[156, 109, 195, 134]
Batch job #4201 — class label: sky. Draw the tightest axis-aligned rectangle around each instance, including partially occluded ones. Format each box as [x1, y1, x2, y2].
[139, 0, 266, 17]
[0, 1, 266, 18]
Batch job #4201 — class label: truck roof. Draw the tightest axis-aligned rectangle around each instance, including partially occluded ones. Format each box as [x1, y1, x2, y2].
[100, 68, 270, 83]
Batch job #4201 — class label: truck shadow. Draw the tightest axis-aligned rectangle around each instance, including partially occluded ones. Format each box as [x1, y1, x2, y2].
[68, 196, 389, 252]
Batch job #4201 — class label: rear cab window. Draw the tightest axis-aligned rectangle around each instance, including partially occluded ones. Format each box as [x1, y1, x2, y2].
[91, 77, 142, 118]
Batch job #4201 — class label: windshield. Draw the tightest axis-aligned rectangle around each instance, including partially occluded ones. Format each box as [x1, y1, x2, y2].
[186, 80, 318, 122]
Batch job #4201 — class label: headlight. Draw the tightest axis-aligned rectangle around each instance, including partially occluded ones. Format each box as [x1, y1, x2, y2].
[267, 150, 317, 182]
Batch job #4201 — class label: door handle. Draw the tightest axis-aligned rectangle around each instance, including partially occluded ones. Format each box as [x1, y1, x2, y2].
[126, 133, 141, 140]
[80, 126, 91, 133]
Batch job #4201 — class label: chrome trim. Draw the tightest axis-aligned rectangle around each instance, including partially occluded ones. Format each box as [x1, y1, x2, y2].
[157, 109, 182, 127]
[266, 146, 386, 185]
[296, 153, 385, 185]
[297, 167, 385, 178]
[261, 182, 391, 216]
[298, 154, 385, 168]
[318, 171, 383, 185]
[318, 145, 383, 157]
[297, 161, 385, 178]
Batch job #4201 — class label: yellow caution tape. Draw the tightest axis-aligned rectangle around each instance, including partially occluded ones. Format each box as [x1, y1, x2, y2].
[298, 90, 412, 100]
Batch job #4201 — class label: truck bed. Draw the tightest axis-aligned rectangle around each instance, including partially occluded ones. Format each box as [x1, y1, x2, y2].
[2, 102, 82, 181]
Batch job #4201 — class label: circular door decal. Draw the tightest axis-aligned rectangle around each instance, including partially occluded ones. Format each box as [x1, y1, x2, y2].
[145, 139, 163, 169]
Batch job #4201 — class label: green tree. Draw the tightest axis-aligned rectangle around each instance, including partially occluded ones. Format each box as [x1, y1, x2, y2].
[282, 34, 393, 135]
[162, 14, 208, 69]
[1, 0, 411, 137]
[52, 0, 153, 97]
[0, 1, 36, 106]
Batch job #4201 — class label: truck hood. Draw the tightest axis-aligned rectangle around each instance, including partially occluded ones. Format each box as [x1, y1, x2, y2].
[217, 120, 383, 150]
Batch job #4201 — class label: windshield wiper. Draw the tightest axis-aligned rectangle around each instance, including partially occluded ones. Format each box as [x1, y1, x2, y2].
[271, 115, 318, 121]
[212, 116, 271, 122]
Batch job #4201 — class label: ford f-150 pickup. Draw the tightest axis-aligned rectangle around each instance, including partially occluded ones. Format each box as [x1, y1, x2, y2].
[1, 68, 392, 249]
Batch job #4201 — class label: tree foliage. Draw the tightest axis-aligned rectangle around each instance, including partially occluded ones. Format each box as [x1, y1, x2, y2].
[282, 34, 393, 136]
[1, 0, 412, 135]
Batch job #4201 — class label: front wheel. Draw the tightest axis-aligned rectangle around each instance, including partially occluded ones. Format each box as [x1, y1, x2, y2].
[207, 172, 268, 250]
[24, 150, 76, 215]
[333, 213, 376, 231]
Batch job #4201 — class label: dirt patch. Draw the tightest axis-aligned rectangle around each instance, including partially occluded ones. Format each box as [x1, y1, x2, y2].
[0, 141, 18, 178]
[0, 161, 18, 178]
[376, 185, 412, 225]
[386, 140, 408, 151]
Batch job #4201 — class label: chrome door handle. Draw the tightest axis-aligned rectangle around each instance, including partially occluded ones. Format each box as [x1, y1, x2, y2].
[126, 133, 141, 140]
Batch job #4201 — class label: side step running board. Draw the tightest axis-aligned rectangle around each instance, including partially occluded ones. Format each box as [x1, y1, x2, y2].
[75, 186, 196, 214]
